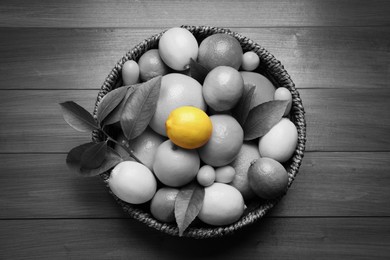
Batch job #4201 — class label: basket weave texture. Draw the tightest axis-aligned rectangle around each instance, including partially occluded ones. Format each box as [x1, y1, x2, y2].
[92, 25, 306, 239]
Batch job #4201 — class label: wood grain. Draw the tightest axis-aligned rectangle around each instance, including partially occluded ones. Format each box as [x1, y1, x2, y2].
[0, 89, 389, 153]
[0, 218, 389, 259]
[0, 152, 388, 219]
[1, 0, 389, 28]
[0, 27, 389, 90]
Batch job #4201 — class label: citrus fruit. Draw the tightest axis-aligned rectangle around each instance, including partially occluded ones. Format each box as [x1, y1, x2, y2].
[114, 128, 166, 170]
[230, 142, 260, 200]
[241, 51, 260, 71]
[198, 33, 243, 70]
[108, 161, 157, 204]
[150, 187, 179, 223]
[240, 72, 276, 109]
[158, 27, 198, 71]
[122, 60, 140, 85]
[197, 165, 216, 187]
[215, 165, 236, 184]
[274, 87, 292, 116]
[198, 115, 243, 167]
[149, 73, 206, 136]
[138, 49, 170, 82]
[258, 118, 298, 163]
[153, 140, 200, 187]
[166, 106, 212, 149]
[203, 66, 244, 111]
[248, 158, 289, 200]
[198, 183, 245, 226]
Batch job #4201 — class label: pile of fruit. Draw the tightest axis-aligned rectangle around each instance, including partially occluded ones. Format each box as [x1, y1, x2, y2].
[60, 27, 298, 236]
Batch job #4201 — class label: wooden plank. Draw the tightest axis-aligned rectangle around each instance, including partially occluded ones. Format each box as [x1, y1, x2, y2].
[0, 218, 389, 259]
[0, 152, 389, 218]
[1, 0, 389, 28]
[0, 27, 389, 90]
[0, 89, 389, 153]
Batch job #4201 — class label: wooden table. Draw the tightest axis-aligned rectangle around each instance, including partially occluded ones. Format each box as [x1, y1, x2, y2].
[1, 1, 389, 259]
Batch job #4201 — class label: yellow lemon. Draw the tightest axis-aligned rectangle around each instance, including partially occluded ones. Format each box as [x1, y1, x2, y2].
[166, 106, 213, 149]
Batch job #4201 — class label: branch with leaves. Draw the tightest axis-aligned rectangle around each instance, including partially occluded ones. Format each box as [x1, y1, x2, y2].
[60, 76, 162, 176]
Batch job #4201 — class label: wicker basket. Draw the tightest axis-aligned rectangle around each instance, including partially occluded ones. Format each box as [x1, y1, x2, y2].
[92, 25, 306, 239]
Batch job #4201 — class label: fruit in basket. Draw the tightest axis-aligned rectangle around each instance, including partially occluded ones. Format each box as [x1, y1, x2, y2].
[153, 140, 200, 187]
[230, 142, 260, 199]
[241, 51, 260, 71]
[198, 183, 245, 226]
[122, 60, 140, 85]
[248, 158, 289, 200]
[197, 165, 216, 187]
[215, 165, 236, 184]
[274, 87, 293, 116]
[240, 71, 276, 109]
[138, 49, 170, 82]
[114, 128, 166, 170]
[198, 33, 243, 70]
[150, 187, 179, 223]
[166, 106, 212, 149]
[198, 115, 244, 167]
[149, 73, 206, 136]
[108, 161, 157, 204]
[258, 118, 298, 163]
[159, 27, 199, 71]
[203, 66, 244, 111]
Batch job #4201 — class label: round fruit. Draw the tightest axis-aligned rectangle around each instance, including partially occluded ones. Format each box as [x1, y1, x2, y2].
[197, 165, 216, 187]
[248, 158, 289, 200]
[198, 183, 245, 226]
[150, 187, 179, 223]
[198, 33, 243, 70]
[153, 140, 200, 187]
[240, 72, 276, 109]
[258, 118, 298, 163]
[149, 73, 206, 136]
[122, 60, 140, 85]
[166, 106, 212, 149]
[230, 142, 260, 200]
[215, 165, 236, 184]
[198, 115, 243, 167]
[241, 51, 260, 71]
[138, 49, 170, 82]
[274, 87, 292, 116]
[158, 27, 198, 71]
[108, 161, 157, 204]
[114, 128, 166, 170]
[203, 66, 244, 111]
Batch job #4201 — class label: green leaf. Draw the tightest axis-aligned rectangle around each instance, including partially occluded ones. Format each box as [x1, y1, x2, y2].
[120, 76, 162, 140]
[232, 83, 256, 126]
[80, 141, 107, 169]
[66, 142, 95, 171]
[103, 85, 138, 126]
[243, 100, 289, 140]
[97, 86, 129, 125]
[189, 58, 210, 84]
[60, 101, 98, 132]
[174, 182, 205, 237]
[80, 147, 123, 177]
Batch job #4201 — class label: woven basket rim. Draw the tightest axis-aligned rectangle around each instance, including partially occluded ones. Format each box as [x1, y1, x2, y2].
[92, 25, 307, 239]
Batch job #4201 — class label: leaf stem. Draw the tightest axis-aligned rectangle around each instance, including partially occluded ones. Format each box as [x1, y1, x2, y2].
[100, 129, 144, 164]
